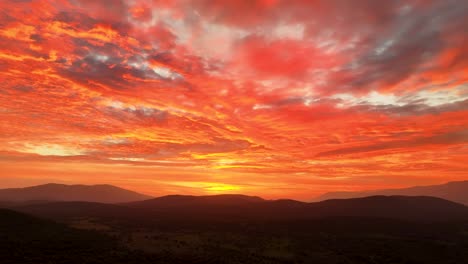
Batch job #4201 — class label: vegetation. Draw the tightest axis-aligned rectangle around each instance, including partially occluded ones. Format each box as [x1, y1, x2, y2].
[2, 208, 467, 264]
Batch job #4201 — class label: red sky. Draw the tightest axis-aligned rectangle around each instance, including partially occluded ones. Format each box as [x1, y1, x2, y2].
[0, 0, 467, 200]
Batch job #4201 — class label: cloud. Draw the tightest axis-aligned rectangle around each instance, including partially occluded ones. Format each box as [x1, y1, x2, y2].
[339, 0, 468, 93]
[316, 130, 468, 157]
[354, 98, 468, 116]
[0, 0, 467, 199]
[103, 102, 169, 124]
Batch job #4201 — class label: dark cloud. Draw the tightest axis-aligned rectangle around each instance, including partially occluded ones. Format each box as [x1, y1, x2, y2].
[54, 11, 98, 30]
[69, 0, 128, 23]
[71, 39, 128, 59]
[12, 85, 34, 93]
[58, 50, 185, 90]
[353, 99, 468, 116]
[29, 34, 43, 42]
[103, 105, 169, 124]
[59, 55, 141, 89]
[342, 0, 468, 92]
[149, 52, 207, 76]
[274, 97, 307, 107]
[186, 0, 467, 94]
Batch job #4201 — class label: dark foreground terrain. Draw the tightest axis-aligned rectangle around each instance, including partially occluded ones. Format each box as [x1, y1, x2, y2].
[1, 195, 468, 264]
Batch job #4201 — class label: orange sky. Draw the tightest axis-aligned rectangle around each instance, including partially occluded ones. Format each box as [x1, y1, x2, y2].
[0, 0, 467, 200]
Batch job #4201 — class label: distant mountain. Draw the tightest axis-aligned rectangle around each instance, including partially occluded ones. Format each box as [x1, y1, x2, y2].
[126, 194, 468, 222]
[314, 181, 468, 205]
[306, 195, 468, 221]
[20, 194, 468, 222]
[0, 183, 152, 204]
[266, 196, 468, 221]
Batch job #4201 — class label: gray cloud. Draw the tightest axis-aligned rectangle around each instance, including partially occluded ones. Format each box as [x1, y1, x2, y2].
[343, 0, 468, 91]
[103, 104, 169, 124]
[353, 98, 468, 116]
[12, 85, 34, 93]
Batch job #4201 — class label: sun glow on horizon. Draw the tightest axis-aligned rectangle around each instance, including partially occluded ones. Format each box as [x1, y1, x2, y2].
[204, 183, 242, 193]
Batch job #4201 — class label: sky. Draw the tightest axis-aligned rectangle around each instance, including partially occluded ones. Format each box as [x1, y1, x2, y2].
[0, 0, 467, 200]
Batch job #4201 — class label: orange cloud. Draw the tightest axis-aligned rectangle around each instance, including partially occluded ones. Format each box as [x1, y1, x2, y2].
[0, 0, 467, 200]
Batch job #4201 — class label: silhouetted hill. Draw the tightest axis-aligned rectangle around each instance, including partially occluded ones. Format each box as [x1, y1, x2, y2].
[0, 201, 14, 208]
[21, 194, 468, 223]
[5, 196, 468, 264]
[0, 208, 48, 229]
[306, 195, 468, 221]
[128, 194, 468, 222]
[255, 196, 468, 222]
[0, 183, 152, 203]
[315, 180, 468, 205]
[15, 201, 142, 220]
[0, 209, 163, 264]
[127, 194, 264, 209]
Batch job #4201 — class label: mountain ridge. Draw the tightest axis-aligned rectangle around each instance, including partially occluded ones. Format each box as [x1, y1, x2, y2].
[126, 193, 265, 208]
[0, 183, 152, 204]
[314, 180, 468, 205]
[15, 194, 468, 222]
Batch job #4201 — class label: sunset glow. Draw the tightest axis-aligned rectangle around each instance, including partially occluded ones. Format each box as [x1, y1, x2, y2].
[0, 0, 467, 200]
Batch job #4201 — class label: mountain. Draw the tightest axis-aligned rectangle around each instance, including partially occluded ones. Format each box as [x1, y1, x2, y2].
[314, 181, 468, 205]
[0, 183, 152, 204]
[21, 194, 468, 223]
[15, 194, 267, 222]
[265, 196, 468, 222]
[126, 194, 265, 209]
[306, 195, 468, 221]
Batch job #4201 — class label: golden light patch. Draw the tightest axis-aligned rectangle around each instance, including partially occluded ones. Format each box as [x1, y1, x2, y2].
[167, 181, 242, 193]
[22, 143, 84, 156]
[204, 183, 241, 192]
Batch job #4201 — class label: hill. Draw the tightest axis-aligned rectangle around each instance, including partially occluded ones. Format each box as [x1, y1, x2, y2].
[126, 194, 265, 208]
[5, 196, 468, 264]
[264, 195, 468, 222]
[15, 201, 142, 221]
[306, 195, 468, 221]
[0, 209, 166, 264]
[314, 180, 468, 205]
[19, 195, 468, 223]
[0, 183, 152, 204]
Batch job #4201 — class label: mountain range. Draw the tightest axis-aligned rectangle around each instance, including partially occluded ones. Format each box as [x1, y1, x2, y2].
[0, 183, 152, 203]
[1, 181, 467, 206]
[314, 180, 468, 205]
[1, 181, 468, 264]
[0, 181, 467, 222]
[8, 194, 467, 223]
